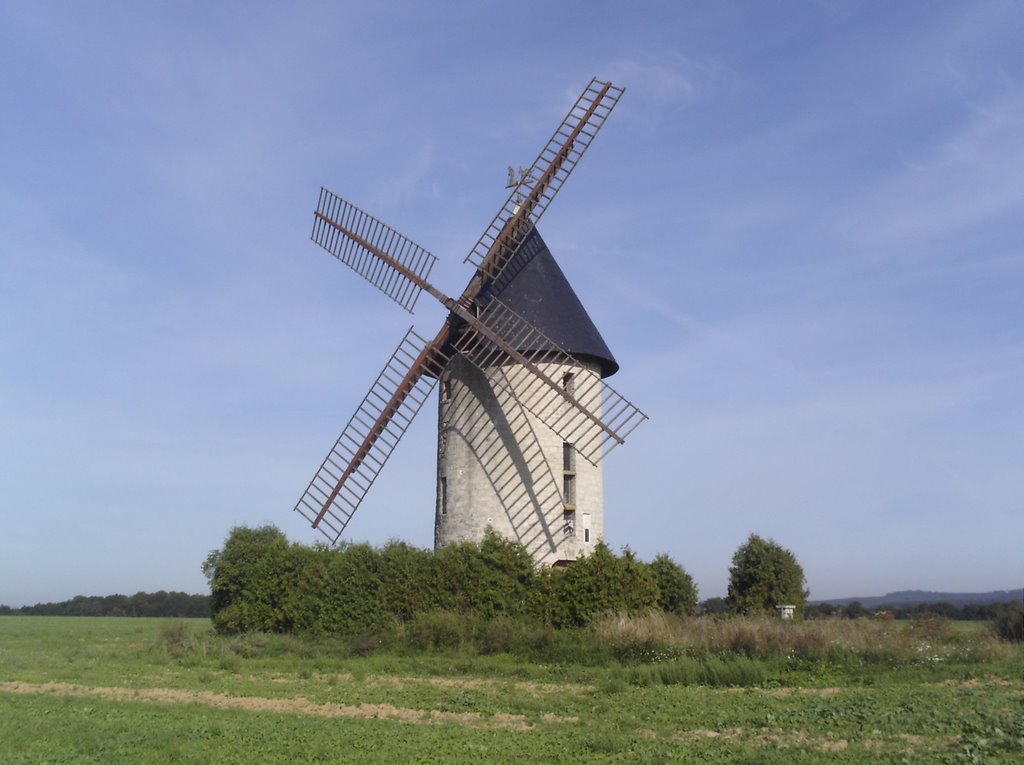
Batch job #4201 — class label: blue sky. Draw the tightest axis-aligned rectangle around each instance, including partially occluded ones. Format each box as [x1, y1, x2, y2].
[1, 1, 1021, 606]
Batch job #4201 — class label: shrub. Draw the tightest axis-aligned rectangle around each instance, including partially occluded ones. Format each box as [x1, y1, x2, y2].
[908, 613, 952, 642]
[992, 603, 1023, 642]
[406, 610, 477, 651]
[432, 531, 537, 618]
[321, 543, 385, 633]
[547, 543, 660, 628]
[155, 621, 198, 658]
[377, 541, 435, 620]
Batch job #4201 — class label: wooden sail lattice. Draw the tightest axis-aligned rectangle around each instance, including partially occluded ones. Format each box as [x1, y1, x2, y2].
[293, 328, 448, 542]
[311, 188, 438, 313]
[464, 78, 625, 282]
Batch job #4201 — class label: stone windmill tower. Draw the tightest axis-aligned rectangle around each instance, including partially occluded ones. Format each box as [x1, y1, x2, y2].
[435, 226, 622, 564]
[291, 79, 646, 564]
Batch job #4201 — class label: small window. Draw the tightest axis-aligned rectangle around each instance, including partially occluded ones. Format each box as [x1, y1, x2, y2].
[562, 510, 575, 537]
[441, 379, 452, 403]
[439, 476, 447, 515]
[583, 513, 591, 543]
[562, 372, 575, 398]
[562, 441, 576, 510]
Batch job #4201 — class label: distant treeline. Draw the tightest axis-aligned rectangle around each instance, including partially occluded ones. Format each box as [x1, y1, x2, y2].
[0, 591, 210, 618]
[810, 589, 1023, 609]
[804, 600, 1022, 621]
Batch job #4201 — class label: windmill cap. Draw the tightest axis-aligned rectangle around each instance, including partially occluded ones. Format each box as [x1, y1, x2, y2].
[476, 227, 620, 378]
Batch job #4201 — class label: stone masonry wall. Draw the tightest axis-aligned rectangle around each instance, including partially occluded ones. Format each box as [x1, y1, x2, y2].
[434, 356, 604, 565]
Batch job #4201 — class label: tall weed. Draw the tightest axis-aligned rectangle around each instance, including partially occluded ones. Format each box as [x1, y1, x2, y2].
[992, 603, 1023, 642]
[593, 611, 1010, 667]
[620, 654, 766, 687]
[154, 621, 211, 660]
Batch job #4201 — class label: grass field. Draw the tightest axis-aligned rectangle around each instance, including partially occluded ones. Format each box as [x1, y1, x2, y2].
[1, 616, 1021, 763]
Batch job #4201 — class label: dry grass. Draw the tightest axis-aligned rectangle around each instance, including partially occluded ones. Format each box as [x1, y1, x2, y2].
[0, 681, 552, 730]
[593, 611, 1009, 664]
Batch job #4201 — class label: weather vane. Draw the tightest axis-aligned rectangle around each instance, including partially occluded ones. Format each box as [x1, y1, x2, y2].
[506, 165, 533, 204]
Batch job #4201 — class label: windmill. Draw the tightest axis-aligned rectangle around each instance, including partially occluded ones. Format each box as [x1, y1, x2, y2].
[293, 78, 647, 565]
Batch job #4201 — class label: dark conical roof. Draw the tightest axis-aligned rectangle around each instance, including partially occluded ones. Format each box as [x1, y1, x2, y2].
[474, 227, 619, 378]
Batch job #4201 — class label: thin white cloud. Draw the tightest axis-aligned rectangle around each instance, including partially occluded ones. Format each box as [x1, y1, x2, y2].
[604, 50, 721, 109]
[835, 95, 1024, 247]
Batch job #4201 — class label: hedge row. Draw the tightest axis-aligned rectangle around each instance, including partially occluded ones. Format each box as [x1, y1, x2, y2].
[203, 526, 697, 634]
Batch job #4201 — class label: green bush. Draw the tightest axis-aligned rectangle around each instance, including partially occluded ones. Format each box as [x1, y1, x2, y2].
[544, 543, 660, 627]
[433, 531, 537, 618]
[322, 542, 385, 633]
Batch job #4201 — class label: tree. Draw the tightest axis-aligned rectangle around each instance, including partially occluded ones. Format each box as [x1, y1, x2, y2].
[203, 525, 294, 633]
[647, 554, 698, 616]
[726, 533, 809, 616]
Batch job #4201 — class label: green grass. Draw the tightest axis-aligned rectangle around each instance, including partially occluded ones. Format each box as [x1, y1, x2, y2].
[1, 616, 1021, 763]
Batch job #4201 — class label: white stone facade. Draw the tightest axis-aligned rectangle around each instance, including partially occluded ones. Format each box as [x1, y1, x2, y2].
[434, 355, 605, 565]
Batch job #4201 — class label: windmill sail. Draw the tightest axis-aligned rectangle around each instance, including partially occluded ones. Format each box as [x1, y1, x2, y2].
[293, 78, 644, 551]
[464, 78, 625, 282]
[312, 188, 438, 313]
[293, 327, 448, 543]
[452, 298, 647, 464]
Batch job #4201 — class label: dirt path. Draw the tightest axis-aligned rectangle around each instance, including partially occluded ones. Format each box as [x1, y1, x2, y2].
[275, 672, 595, 698]
[0, 680, 557, 730]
